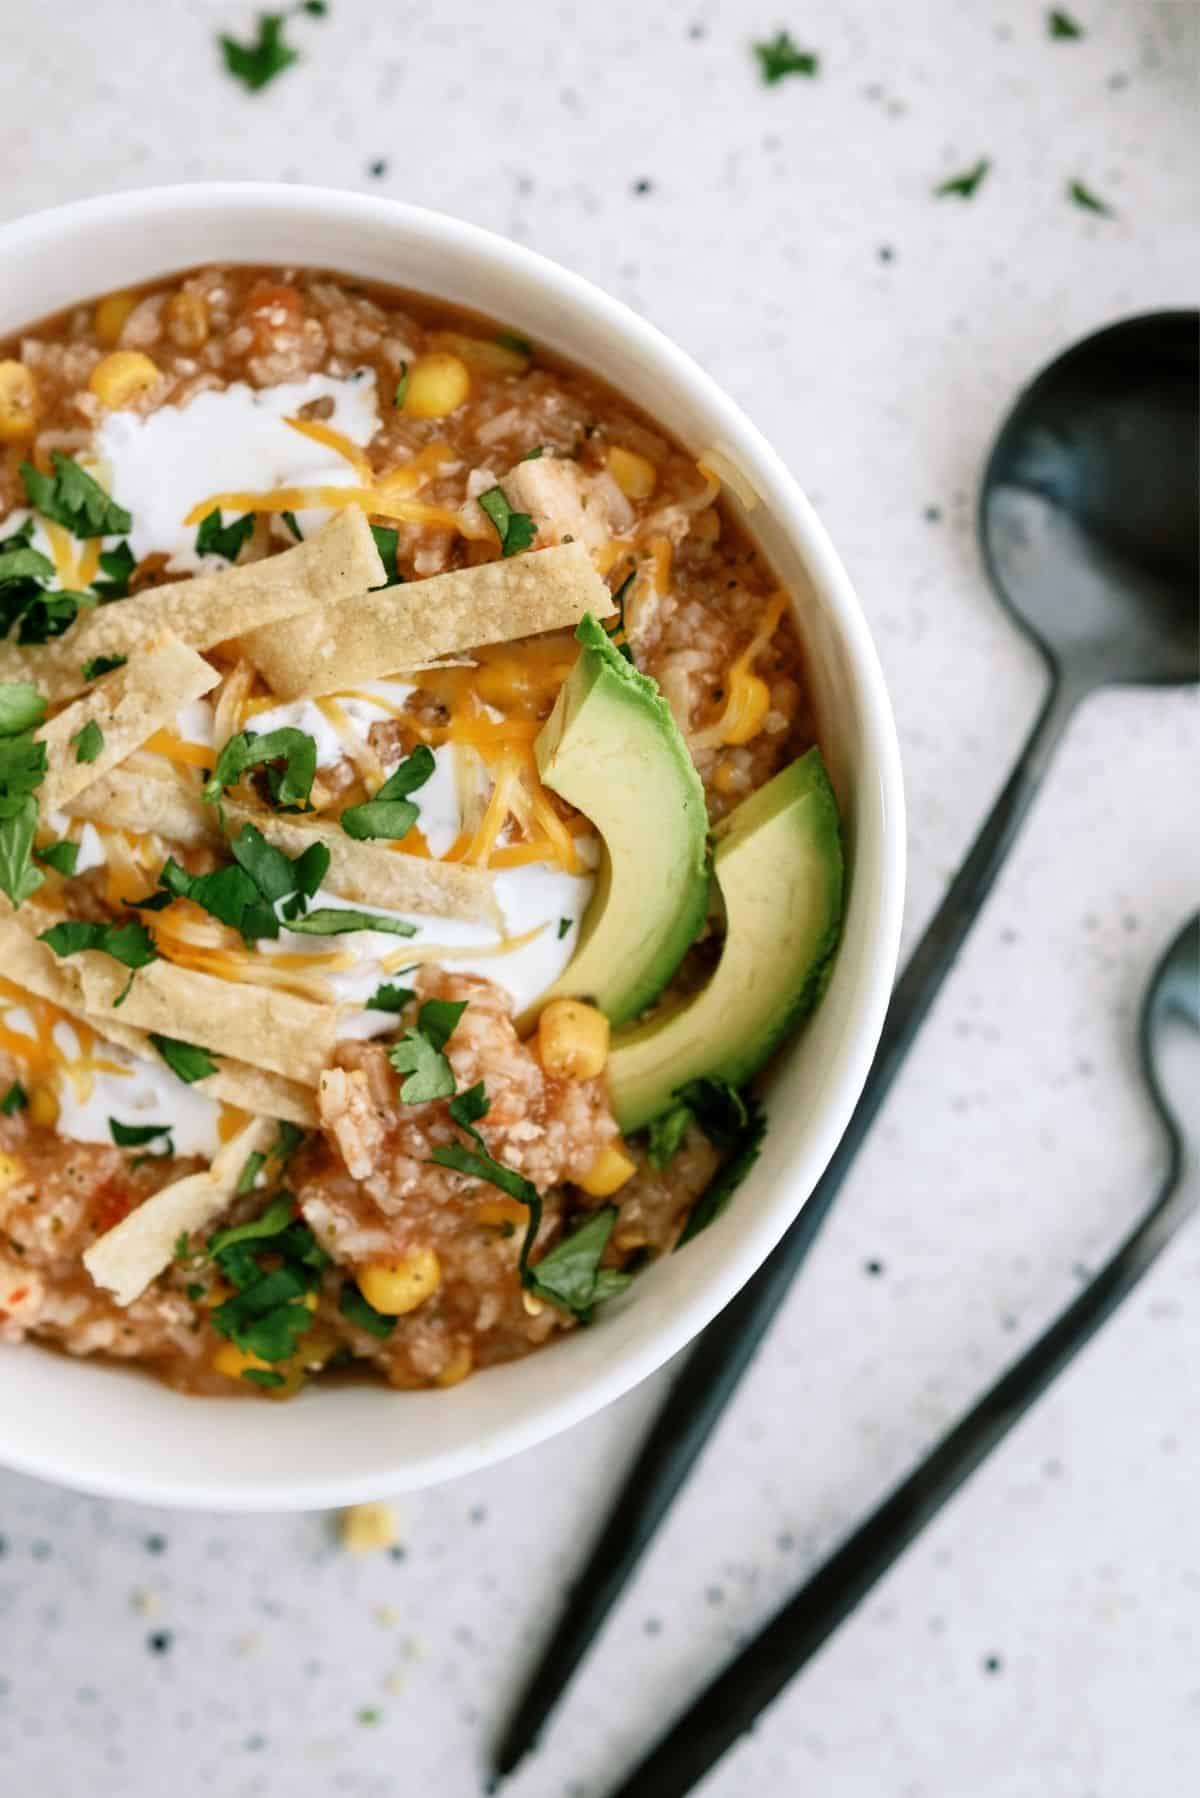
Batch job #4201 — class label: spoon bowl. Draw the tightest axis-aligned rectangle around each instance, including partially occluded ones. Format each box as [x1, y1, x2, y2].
[981, 311, 1199, 692]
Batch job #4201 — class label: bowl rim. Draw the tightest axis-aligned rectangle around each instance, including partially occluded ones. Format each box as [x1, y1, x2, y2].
[0, 182, 905, 1508]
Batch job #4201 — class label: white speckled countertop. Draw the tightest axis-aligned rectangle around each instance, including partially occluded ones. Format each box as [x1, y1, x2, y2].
[0, 3, 1197, 1794]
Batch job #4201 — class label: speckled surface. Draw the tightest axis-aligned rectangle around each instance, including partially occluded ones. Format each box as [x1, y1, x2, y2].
[0, 3, 1197, 1794]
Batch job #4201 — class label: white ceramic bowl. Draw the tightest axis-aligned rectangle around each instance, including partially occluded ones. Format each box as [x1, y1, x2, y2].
[0, 184, 904, 1509]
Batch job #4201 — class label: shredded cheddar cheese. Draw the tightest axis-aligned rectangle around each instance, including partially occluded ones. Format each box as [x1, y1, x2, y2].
[692, 589, 789, 750]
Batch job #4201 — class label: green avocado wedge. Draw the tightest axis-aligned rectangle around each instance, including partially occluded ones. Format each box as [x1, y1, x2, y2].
[607, 746, 845, 1133]
[527, 614, 710, 1028]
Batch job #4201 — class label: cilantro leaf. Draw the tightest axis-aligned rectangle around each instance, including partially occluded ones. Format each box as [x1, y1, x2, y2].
[286, 907, 417, 938]
[1068, 178, 1112, 216]
[0, 543, 54, 586]
[934, 159, 991, 199]
[0, 799, 43, 907]
[392, 364, 409, 409]
[0, 681, 46, 737]
[20, 453, 131, 538]
[229, 821, 328, 908]
[753, 31, 819, 85]
[203, 727, 317, 809]
[241, 1368, 287, 1389]
[369, 523, 403, 588]
[676, 1087, 768, 1245]
[606, 569, 637, 662]
[0, 1079, 27, 1114]
[556, 917, 572, 940]
[159, 857, 279, 943]
[15, 588, 97, 646]
[195, 508, 255, 562]
[39, 916, 158, 969]
[339, 1283, 397, 1339]
[521, 444, 544, 461]
[91, 540, 136, 601]
[219, 12, 300, 92]
[340, 744, 434, 841]
[525, 1206, 631, 1321]
[273, 1120, 306, 1162]
[280, 510, 303, 541]
[236, 1150, 266, 1195]
[477, 486, 537, 556]
[1047, 9, 1083, 38]
[647, 1101, 693, 1169]
[496, 330, 532, 356]
[82, 654, 126, 681]
[418, 997, 467, 1051]
[367, 981, 414, 1013]
[208, 1192, 295, 1257]
[72, 719, 104, 764]
[211, 1265, 314, 1361]
[109, 1117, 173, 1151]
[388, 1032, 455, 1103]
[150, 1034, 219, 1084]
[36, 839, 80, 878]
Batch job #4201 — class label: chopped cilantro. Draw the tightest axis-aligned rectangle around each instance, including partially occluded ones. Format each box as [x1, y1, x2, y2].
[0, 542, 53, 588]
[0, 681, 46, 737]
[91, 540, 136, 601]
[1068, 178, 1112, 216]
[82, 654, 127, 681]
[174, 1231, 192, 1262]
[185, 1281, 206, 1301]
[36, 840, 80, 878]
[39, 916, 158, 969]
[340, 744, 434, 841]
[934, 159, 991, 199]
[0, 1080, 27, 1114]
[367, 981, 414, 1012]
[298, 0, 327, 15]
[203, 726, 317, 809]
[675, 1081, 768, 1244]
[647, 1101, 693, 1169]
[236, 1150, 266, 1195]
[230, 820, 329, 913]
[387, 997, 466, 1102]
[418, 997, 468, 1051]
[338, 1283, 397, 1339]
[72, 719, 104, 764]
[524, 1206, 631, 1321]
[1047, 8, 1083, 37]
[208, 1192, 295, 1257]
[753, 31, 819, 85]
[521, 444, 545, 461]
[477, 486, 537, 557]
[433, 1079, 544, 1275]
[495, 330, 533, 356]
[150, 1034, 219, 1084]
[556, 916, 572, 940]
[19, 453, 131, 538]
[274, 1121, 306, 1162]
[159, 857, 279, 943]
[280, 509, 303, 541]
[369, 523, 402, 588]
[0, 539, 98, 645]
[0, 800, 43, 907]
[286, 907, 417, 938]
[195, 508, 255, 562]
[211, 1259, 319, 1362]
[607, 570, 636, 663]
[392, 363, 409, 409]
[219, 12, 301, 92]
[241, 1367, 287, 1389]
[109, 1117, 174, 1152]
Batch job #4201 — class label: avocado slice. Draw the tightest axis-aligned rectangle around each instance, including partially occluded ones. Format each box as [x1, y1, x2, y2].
[530, 614, 709, 1027]
[607, 747, 844, 1132]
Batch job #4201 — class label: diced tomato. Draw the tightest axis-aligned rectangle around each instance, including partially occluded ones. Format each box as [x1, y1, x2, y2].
[91, 1181, 133, 1235]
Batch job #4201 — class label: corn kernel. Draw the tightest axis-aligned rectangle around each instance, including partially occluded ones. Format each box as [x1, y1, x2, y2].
[94, 290, 139, 347]
[212, 1341, 273, 1381]
[165, 289, 209, 350]
[578, 1142, 638, 1197]
[402, 352, 471, 420]
[0, 360, 37, 443]
[28, 1087, 59, 1129]
[606, 445, 658, 501]
[719, 670, 771, 745]
[434, 1344, 474, 1387]
[358, 1248, 442, 1316]
[537, 998, 610, 1081]
[0, 1152, 25, 1193]
[340, 1501, 399, 1553]
[88, 350, 160, 409]
[433, 331, 528, 376]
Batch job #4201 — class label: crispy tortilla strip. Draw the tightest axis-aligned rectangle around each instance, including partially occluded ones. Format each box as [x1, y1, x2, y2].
[0, 918, 316, 1125]
[223, 801, 502, 927]
[241, 541, 614, 699]
[38, 634, 218, 812]
[83, 1117, 276, 1307]
[65, 767, 216, 848]
[0, 509, 384, 705]
[74, 957, 336, 1087]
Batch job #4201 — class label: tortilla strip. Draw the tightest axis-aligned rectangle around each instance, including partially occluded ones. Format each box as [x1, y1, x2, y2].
[240, 541, 614, 699]
[64, 766, 216, 849]
[0, 509, 384, 706]
[38, 634, 218, 812]
[0, 919, 316, 1126]
[223, 800, 502, 928]
[74, 957, 336, 1087]
[83, 1116, 276, 1308]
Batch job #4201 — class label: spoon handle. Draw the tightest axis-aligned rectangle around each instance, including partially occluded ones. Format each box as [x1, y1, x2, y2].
[493, 673, 1078, 1780]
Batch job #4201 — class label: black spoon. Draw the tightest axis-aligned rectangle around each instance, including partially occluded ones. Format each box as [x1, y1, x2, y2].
[492, 311, 1199, 1783]
[604, 913, 1199, 1798]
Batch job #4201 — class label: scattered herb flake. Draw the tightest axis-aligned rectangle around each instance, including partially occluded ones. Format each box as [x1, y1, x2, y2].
[934, 159, 991, 199]
[203, 726, 317, 809]
[339, 1283, 397, 1339]
[109, 1117, 174, 1152]
[676, 1084, 768, 1245]
[1068, 178, 1112, 215]
[36, 840, 80, 878]
[287, 907, 417, 939]
[236, 1150, 267, 1195]
[0, 1080, 27, 1115]
[369, 523, 402, 588]
[72, 719, 104, 765]
[219, 12, 301, 92]
[280, 509, 303, 541]
[150, 1034, 219, 1084]
[208, 1192, 295, 1257]
[241, 1367, 287, 1389]
[495, 330, 533, 357]
[392, 363, 410, 409]
[340, 744, 434, 841]
[195, 508, 256, 562]
[521, 444, 545, 461]
[367, 981, 415, 1013]
[19, 454, 132, 539]
[556, 917, 572, 940]
[82, 654, 127, 681]
[91, 540, 136, 601]
[647, 1100, 693, 1169]
[39, 916, 158, 970]
[477, 486, 537, 557]
[753, 31, 820, 85]
[1047, 8, 1084, 37]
